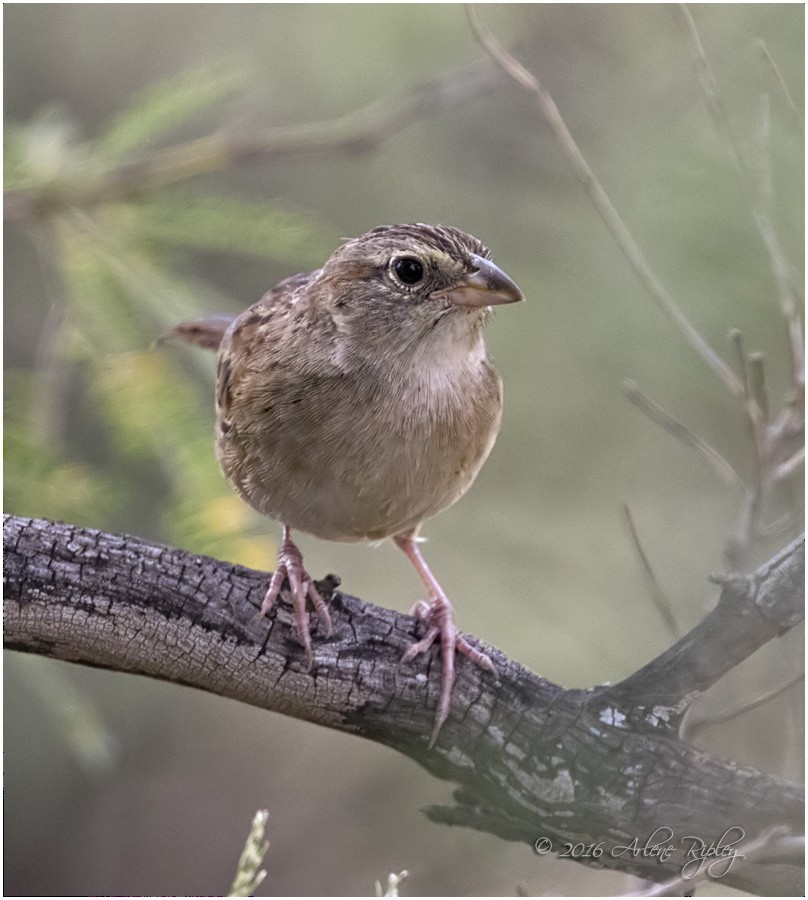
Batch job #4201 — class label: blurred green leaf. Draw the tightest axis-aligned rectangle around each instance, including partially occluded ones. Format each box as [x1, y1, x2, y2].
[3, 370, 123, 526]
[89, 348, 270, 564]
[58, 222, 150, 352]
[4, 106, 88, 189]
[134, 190, 329, 266]
[95, 65, 244, 164]
[4, 124, 32, 189]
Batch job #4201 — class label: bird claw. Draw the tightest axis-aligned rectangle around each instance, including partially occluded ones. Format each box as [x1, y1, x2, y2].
[257, 531, 333, 668]
[401, 598, 497, 747]
[399, 623, 440, 666]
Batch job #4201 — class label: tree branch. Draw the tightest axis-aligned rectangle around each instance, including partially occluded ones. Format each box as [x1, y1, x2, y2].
[465, 4, 745, 399]
[4, 61, 501, 223]
[607, 535, 804, 718]
[466, 5, 804, 571]
[4, 515, 804, 893]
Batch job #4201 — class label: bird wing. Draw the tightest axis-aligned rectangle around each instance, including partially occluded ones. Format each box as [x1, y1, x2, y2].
[214, 269, 326, 432]
[159, 270, 318, 353]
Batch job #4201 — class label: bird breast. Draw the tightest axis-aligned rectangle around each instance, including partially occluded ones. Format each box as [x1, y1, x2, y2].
[216, 342, 503, 543]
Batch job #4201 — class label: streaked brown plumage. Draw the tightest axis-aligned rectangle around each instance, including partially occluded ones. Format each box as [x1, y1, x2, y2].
[168, 223, 523, 745]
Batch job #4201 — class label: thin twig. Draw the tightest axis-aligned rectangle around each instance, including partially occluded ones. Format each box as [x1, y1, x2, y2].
[679, 4, 804, 564]
[729, 329, 769, 440]
[774, 447, 806, 482]
[729, 328, 750, 396]
[725, 331, 769, 567]
[679, 4, 744, 173]
[757, 38, 803, 129]
[747, 352, 769, 420]
[465, 5, 745, 399]
[753, 90, 805, 383]
[682, 670, 804, 741]
[623, 505, 681, 640]
[680, 4, 804, 386]
[623, 381, 743, 486]
[757, 509, 800, 539]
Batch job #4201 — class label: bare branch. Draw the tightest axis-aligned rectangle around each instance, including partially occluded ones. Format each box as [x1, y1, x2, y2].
[623, 380, 743, 486]
[682, 670, 804, 742]
[4, 61, 502, 223]
[623, 504, 682, 640]
[465, 5, 745, 398]
[757, 39, 804, 130]
[606, 534, 804, 716]
[679, 4, 744, 173]
[4, 515, 804, 894]
[730, 328, 751, 397]
[775, 447, 806, 483]
[748, 351, 769, 421]
[680, 5, 804, 386]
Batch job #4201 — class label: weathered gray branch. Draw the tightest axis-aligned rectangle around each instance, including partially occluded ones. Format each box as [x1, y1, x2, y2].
[605, 538, 804, 718]
[4, 515, 804, 894]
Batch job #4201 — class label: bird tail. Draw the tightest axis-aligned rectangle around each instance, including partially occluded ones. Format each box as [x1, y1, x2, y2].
[156, 315, 236, 351]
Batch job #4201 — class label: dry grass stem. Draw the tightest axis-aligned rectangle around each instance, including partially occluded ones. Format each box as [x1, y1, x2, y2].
[466, 4, 745, 399]
[467, 3, 803, 566]
[681, 4, 804, 385]
[623, 381, 742, 487]
[756, 39, 803, 130]
[623, 504, 681, 640]
[682, 670, 804, 741]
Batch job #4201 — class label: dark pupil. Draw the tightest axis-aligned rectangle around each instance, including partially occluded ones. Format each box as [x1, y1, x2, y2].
[394, 257, 424, 285]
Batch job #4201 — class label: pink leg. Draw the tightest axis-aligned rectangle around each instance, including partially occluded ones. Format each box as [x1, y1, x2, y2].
[258, 525, 333, 668]
[394, 533, 497, 746]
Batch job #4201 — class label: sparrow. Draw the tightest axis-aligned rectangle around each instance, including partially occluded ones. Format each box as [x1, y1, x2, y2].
[167, 223, 523, 745]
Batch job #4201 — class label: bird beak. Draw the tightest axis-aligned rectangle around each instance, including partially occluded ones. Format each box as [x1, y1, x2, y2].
[432, 254, 524, 308]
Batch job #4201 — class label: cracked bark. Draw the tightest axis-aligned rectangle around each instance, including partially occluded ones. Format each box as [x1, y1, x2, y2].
[4, 514, 804, 895]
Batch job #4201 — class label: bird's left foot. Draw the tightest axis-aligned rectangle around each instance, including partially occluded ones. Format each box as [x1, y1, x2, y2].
[401, 597, 497, 747]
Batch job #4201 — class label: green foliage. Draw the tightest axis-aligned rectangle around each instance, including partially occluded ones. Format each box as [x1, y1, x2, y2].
[5, 65, 330, 563]
[4, 106, 89, 189]
[135, 190, 328, 266]
[4, 370, 124, 527]
[94, 66, 244, 164]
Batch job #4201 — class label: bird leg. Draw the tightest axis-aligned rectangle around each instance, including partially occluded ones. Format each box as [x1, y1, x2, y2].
[258, 525, 333, 668]
[394, 533, 497, 746]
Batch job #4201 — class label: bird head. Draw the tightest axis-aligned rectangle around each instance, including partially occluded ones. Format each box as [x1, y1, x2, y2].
[315, 224, 523, 355]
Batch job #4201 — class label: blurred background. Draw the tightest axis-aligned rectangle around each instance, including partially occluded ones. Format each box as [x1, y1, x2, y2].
[4, 4, 803, 896]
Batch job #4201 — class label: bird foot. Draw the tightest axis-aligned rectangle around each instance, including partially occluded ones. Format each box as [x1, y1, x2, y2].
[258, 531, 333, 668]
[401, 598, 497, 747]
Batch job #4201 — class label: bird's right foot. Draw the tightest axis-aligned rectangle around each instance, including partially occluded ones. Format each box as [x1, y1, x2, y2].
[258, 527, 333, 667]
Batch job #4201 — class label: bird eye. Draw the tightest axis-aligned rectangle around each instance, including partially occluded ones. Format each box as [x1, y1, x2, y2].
[393, 256, 424, 286]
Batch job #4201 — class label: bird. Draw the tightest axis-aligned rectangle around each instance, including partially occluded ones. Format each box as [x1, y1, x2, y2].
[167, 223, 523, 745]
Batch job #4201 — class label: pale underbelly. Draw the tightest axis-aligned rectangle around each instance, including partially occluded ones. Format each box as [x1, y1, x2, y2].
[218, 428, 490, 542]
